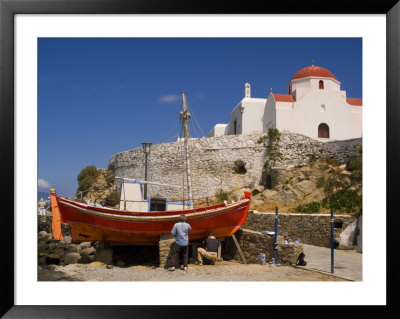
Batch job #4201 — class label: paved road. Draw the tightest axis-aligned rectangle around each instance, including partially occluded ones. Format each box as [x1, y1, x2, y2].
[298, 244, 362, 281]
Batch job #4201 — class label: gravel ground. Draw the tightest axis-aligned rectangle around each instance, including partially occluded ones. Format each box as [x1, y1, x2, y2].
[38, 261, 345, 282]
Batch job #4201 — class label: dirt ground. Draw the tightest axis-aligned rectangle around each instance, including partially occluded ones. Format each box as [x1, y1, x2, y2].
[38, 260, 346, 282]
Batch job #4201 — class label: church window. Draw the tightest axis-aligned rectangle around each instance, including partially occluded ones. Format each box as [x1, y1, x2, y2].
[321, 104, 326, 112]
[319, 80, 324, 89]
[233, 120, 237, 135]
[318, 123, 329, 138]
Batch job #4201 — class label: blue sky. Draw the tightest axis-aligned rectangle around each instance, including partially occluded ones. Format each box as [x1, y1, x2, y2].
[38, 38, 362, 198]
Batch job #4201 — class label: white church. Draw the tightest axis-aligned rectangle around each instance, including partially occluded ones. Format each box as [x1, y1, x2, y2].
[208, 63, 362, 141]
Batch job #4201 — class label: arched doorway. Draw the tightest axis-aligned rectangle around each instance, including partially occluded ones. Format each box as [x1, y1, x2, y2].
[318, 123, 329, 138]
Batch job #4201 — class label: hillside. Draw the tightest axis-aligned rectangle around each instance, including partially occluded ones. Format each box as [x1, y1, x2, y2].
[229, 157, 362, 215]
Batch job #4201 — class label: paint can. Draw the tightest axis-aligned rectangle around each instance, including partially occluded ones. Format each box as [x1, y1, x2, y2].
[260, 253, 266, 265]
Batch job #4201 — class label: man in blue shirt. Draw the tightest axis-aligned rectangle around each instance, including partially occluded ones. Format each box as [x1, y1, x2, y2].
[195, 232, 223, 265]
[169, 214, 192, 271]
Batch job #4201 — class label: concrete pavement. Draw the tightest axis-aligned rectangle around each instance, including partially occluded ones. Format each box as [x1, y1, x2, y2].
[296, 244, 362, 281]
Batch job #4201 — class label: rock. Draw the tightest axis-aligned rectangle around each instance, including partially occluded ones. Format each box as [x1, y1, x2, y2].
[95, 248, 113, 264]
[89, 261, 105, 268]
[38, 242, 49, 253]
[294, 180, 314, 195]
[38, 256, 48, 266]
[338, 219, 357, 249]
[38, 269, 65, 281]
[63, 252, 82, 265]
[48, 242, 58, 251]
[61, 223, 71, 237]
[78, 242, 92, 250]
[46, 254, 61, 265]
[106, 264, 113, 269]
[355, 215, 362, 253]
[78, 254, 95, 264]
[53, 248, 65, 257]
[80, 247, 96, 256]
[277, 242, 303, 265]
[46, 234, 53, 243]
[279, 188, 299, 204]
[64, 244, 78, 253]
[38, 231, 50, 241]
[62, 235, 72, 244]
[251, 185, 265, 196]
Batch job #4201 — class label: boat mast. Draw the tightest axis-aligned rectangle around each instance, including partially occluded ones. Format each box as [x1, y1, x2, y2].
[180, 91, 193, 207]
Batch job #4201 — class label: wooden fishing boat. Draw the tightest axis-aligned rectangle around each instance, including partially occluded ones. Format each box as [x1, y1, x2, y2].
[50, 91, 251, 243]
[50, 189, 251, 243]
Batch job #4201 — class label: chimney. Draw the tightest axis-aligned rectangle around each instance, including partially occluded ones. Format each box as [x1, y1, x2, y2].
[245, 83, 251, 98]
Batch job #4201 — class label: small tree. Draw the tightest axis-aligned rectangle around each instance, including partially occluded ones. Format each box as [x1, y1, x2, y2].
[76, 165, 100, 195]
[257, 128, 282, 171]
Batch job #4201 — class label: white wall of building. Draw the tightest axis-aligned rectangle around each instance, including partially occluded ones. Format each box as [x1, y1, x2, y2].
[208, 123, 228, 137]
[274, 90, 362, 140]
[228, 102, 244, 135]
[264, 94, 277, 130]
[241, 98, 267, 135]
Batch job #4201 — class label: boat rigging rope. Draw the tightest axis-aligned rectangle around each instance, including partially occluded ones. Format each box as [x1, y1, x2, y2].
[186, 100, 206, 138]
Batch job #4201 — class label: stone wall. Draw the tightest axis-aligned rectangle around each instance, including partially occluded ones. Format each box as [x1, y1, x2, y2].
[243, 211, 357, 248]
[109, 132, 361, 200]
[224, 228, 303, 265]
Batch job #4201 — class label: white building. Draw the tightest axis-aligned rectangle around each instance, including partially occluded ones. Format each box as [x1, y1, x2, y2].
[208, 63, 362, 141]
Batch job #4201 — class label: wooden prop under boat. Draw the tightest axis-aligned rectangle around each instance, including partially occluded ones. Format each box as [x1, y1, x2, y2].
[50, 188, 251, 244]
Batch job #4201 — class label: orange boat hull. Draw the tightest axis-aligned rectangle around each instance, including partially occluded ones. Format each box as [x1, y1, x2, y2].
[50, 190, 251, 244]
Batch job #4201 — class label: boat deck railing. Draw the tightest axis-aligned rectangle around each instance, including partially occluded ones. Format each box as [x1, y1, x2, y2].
[77, 195, 243, 211]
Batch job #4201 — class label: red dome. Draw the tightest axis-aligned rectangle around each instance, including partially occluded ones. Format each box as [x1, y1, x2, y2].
[291, 65, 337, 81]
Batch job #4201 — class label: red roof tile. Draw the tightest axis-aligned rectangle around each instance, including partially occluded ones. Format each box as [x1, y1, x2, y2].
[272, 94, 295, 102]
[291, 65, 337, 81]
[346, 98, 362, 106]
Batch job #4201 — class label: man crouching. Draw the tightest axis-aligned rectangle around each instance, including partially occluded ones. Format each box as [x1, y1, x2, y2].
[196, 232, 223, 265]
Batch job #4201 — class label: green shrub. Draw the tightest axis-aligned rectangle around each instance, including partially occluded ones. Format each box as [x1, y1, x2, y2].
[257, 128, 282, 171]
[347, 156, 362, 171]
[323, 177, 339, 194]
[325, 158, 340, 167]
[233, 159, 247, 174]
[322, 188, 362, 213]
[284, 177, 291, 184]
[108, 190, 120, 202]
[295, 202, 321, 214]
[215, 189, 229, 202]
[308, 153, 317, 163]
[316, 176, 325, 188]
[350, 170, 362, 183]
[77, 165, 100, 194]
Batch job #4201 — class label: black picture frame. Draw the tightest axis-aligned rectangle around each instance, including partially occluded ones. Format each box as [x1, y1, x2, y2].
[1, 0, 399, 317]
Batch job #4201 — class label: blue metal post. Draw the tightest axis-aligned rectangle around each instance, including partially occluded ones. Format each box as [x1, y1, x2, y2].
[274, 206, 278, 263]
[331, 208, 334, 273]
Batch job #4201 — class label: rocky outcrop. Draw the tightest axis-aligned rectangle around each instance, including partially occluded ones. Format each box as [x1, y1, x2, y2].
[79, 168, 118, 205]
